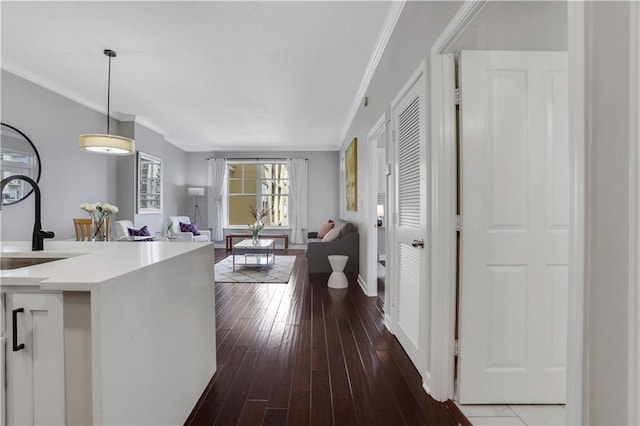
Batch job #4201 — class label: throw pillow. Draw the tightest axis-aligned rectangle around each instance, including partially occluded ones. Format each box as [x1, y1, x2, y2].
[317, 222, 334, 239]
[321, 227, 340, 242]
[179, 221, 201, 236]
[128, 225, 151, 237]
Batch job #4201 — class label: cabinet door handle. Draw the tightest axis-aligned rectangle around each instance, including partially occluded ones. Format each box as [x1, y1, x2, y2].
[12, 308, 25, 352]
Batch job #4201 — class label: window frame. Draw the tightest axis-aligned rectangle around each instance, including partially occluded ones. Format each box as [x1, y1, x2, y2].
[226, 160, 290, 229]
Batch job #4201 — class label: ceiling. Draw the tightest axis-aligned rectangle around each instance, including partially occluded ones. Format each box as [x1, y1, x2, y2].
[1, 1, 392, 152]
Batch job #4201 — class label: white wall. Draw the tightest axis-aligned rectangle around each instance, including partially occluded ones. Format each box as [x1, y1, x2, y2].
[115, 122, 188, 235]
[1, 70, 117, 240]
[448, 1, 567, 52]
[338, 0, 569, 295]
[585, 2, 632, 423]
[338, 1, 463, 293]
[186, 150, 339, 241]
[1, 71, 188, 240]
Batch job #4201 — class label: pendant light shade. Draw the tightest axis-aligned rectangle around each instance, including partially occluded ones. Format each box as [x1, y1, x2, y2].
[79, 49, 135, 155]
[79, 134, 134, 155]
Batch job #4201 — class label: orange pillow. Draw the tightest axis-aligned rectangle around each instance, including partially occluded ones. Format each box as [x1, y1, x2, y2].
[317, 222, 334, 239]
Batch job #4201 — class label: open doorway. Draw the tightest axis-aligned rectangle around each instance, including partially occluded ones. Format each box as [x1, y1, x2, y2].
[427, 1, 585, 425]
[366, 114, 389, 303]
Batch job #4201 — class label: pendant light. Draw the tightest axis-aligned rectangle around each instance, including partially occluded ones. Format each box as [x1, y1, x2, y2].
[79, 49, 135, 155]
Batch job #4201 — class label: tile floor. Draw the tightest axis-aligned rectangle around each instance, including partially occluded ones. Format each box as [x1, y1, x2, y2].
[457, 403, 566, 426]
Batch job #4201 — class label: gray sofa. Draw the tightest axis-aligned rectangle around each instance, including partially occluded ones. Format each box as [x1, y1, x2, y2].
[305, 220, 359, 274]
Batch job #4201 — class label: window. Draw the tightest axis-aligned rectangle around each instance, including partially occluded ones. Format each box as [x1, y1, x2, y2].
[227, 161, 289, 227]
[137, 152, 162, 214]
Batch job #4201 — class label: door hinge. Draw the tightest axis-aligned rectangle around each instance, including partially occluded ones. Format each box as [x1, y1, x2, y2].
[455, 88, 460, 105]
[454, 339, 459, 356]
[385, 163, 391, 176]
[456, 215, 461, 232]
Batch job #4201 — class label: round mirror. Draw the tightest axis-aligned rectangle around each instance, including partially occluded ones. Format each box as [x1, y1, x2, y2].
[1, 123, 42, 206]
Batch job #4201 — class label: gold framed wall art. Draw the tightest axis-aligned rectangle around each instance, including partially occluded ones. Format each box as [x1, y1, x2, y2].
[345, 137, 358, 211]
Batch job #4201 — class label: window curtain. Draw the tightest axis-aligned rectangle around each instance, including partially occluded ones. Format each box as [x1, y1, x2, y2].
[287, 158, 308, 244]
[208, 158, 227, 241]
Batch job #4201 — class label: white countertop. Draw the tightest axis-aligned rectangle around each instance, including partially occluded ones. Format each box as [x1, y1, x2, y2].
[0, 240, 212, 290]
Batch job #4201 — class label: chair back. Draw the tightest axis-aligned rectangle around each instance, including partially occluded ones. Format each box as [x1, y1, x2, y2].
[73, 218, 92, 241]
[169, 216, 191, 233]
[73, 217, 111, 241]
[114, 220, 134, 240]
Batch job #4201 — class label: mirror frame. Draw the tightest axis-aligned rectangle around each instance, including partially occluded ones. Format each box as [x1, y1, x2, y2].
[1, 123, 42, 206]
[136, 151, 163, 214]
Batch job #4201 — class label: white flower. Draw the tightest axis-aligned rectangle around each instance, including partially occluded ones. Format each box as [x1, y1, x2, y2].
[80, 201, 118, 217]
[80, 203, 97, 213]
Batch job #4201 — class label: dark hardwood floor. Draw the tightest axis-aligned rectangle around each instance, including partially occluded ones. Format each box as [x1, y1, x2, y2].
[186, 249, 466, 426]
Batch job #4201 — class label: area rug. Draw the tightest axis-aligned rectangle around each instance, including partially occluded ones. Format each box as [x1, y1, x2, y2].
[215, 255, 296, 283]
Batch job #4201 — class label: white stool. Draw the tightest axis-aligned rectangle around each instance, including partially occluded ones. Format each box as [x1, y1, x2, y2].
[327, 255, 349, 289]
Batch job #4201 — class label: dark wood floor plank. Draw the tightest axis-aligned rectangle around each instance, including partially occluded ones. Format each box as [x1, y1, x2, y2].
[310, 371, 333, 426]
[187, 249, 462, 426]
[311, 281, 329, 372]
[263, 408, 288, 426]
[332, 398, 357, 426]
[247, 321, 286, 400]
[319, 289, 352, 400]
[237, 400, 268, 426]
[328, 279, 382, 426]
[375, 349, 430, 425]
[286, 392, 310, 426]
[214, 330, 270, 426]
[341, 289, 408, 425]
[291, 319, 312, 393]
[268, 324, 299, 409]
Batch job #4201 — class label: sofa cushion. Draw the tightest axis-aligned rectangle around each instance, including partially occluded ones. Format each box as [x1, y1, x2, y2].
[321, 228, 340, 242]
[128, 225, 151, 237]
[180, 221, 201, 236]
[127, 225, 153, 241]
[338, 222, 356, 239]
[317, 222, 334, 239]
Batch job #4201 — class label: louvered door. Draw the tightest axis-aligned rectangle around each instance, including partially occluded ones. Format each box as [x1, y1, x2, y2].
[390, 66, 428, 374]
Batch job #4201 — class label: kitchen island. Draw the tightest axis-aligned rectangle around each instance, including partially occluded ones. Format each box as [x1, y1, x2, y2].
[0, 241, 216, 425]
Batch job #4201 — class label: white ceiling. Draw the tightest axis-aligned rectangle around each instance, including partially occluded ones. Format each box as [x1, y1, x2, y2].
[1, 1, 392, 152]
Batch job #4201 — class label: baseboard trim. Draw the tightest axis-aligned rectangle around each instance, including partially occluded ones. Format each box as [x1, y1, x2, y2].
[384, 313, 393, 333]
[357, 274, 370, 297]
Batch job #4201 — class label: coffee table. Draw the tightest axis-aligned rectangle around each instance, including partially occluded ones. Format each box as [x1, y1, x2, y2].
[232, 239, 275, 271]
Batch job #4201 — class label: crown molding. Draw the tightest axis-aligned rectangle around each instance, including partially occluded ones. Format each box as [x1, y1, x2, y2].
[337, 0, 406, 150]
[431, 0, 488, 54]
[1, 61, 186, 148]
[1, 60, 135, 121]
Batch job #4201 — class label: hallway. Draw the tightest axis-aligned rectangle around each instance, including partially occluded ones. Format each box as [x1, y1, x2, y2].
[186, 249, 466, 425]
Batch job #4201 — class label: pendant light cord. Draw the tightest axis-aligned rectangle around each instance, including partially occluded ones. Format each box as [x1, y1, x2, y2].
[107, 54, 112, 134]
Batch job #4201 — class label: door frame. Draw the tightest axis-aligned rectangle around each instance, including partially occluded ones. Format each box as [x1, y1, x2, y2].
[629, 1, 640, 423]
[427, 0, 586, 422]
[365, 114, 388, 298]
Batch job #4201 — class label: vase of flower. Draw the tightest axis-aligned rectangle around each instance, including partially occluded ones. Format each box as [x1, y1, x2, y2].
[80, 202, 119, 242]
[93, 219, 106, 241]
[248, 205, 269, 245]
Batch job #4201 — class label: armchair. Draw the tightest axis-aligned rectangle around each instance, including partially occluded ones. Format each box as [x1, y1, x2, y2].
[114, 220, 168, 241]
[168, 216, 211, 242]
[114, 220, 135, 240]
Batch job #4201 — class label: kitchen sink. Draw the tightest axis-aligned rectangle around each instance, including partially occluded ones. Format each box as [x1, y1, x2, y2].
[0, 257, 65, 270]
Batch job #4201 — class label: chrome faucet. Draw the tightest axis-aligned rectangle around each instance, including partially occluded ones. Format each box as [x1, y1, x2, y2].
[0, 175, 55, 251]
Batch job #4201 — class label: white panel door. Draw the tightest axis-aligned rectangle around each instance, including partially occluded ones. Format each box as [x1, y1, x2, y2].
[6, 292, 65, 425]
[458, 50, 569, 403]
[390, 65, 428, 375]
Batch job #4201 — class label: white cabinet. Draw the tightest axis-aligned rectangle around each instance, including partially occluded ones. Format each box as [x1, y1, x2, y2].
[4, 291, 65, 425]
